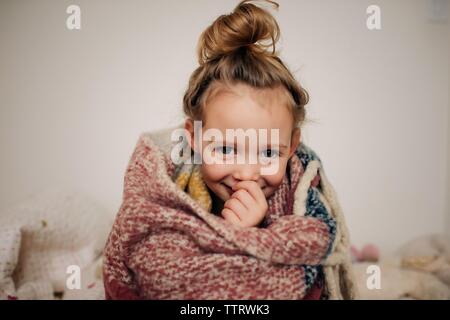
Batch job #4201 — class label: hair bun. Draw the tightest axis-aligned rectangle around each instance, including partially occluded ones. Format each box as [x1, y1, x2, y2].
[197, 0, 280, 65]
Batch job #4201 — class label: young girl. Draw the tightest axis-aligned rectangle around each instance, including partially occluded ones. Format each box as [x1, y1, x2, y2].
[103, 0, 357, 300]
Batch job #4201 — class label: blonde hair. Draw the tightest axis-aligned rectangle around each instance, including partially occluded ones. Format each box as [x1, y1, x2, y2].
[183, 0, 309, 127]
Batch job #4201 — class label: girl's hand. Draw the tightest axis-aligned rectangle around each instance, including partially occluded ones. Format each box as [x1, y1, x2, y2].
[221, 181, 268, 228]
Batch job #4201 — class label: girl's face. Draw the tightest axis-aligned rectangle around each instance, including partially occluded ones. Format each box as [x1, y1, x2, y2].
[185, 82, 300, 202]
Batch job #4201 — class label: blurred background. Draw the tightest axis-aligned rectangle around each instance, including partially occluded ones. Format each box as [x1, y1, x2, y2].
[0, 0, 448, 257]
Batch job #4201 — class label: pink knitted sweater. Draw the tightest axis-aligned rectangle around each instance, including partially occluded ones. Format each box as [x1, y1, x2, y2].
[103, 132, 335, 299]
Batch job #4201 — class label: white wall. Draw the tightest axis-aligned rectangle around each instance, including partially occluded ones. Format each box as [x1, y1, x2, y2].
[447, 0, 450, 237]
[0, 0, 448, 254]
[279, 0, 449, 254]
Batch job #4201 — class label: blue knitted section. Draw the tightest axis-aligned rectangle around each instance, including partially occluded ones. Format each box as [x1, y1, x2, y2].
[296, 143, 322, 168]
[305, 187, 337, 256]
[303, 265, 319, 288]
[295, 143, 337, 291]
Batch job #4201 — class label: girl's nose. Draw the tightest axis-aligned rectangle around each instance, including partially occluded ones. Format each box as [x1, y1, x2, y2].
[232, 164, 260, 182]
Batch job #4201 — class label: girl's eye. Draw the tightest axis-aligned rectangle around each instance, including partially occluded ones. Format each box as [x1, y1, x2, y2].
[261, 149, 279, 159]
[215, 146, 235, 155]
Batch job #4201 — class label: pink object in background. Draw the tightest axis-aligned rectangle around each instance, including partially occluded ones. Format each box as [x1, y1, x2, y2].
[350, 245, 362, 262]
[361, 244, 380, 262]
[350, 243, 380, 263]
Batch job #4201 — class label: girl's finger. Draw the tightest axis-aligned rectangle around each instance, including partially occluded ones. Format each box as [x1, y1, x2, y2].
[231, 189, 254, 210]
[232, 181, 265, 204]
[223, 198, 246, 219]
[221, 208, 241, 226]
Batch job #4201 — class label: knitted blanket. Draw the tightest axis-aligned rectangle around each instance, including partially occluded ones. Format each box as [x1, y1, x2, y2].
[103, 125, 358, 299]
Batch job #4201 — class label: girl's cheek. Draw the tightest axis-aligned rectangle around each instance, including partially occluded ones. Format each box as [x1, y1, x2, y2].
[263, 160, 288, 186]
[200, 164, 228, 181]
[264, 172, 284, 187]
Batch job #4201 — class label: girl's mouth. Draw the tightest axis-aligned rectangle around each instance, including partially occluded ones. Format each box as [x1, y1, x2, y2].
[221, 183, 233, 194]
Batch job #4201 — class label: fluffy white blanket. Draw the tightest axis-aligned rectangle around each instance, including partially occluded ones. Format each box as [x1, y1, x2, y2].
[0, 188, 111, 300]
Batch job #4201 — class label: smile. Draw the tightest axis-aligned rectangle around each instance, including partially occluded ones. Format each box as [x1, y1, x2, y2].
[221, 183, 233, 194]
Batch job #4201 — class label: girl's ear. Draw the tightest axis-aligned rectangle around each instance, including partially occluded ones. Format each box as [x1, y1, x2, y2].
[184, 118, 196, 152]
[288, 127, 301, 158]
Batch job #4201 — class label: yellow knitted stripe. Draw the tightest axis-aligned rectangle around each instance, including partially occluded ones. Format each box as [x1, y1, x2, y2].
[175, 168, 212, 212]
[175, 172, 190, 190]
[187, 167, 212, 212]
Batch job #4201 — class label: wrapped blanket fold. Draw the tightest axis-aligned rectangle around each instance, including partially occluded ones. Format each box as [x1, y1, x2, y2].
[103, 124, 358, 299]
